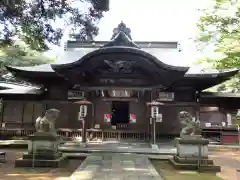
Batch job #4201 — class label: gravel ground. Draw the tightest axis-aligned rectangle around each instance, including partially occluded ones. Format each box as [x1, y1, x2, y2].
[0, 149, 81, 180]
[210, 150, 240, 180]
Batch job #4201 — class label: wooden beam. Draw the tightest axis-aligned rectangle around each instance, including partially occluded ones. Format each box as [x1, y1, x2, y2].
[102, 98, 138, 102]
[78, 86, 163, 91]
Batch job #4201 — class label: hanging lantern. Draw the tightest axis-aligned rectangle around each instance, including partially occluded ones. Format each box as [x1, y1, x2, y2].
[104, 113, 111, 123]
[130, 114, 136, 123]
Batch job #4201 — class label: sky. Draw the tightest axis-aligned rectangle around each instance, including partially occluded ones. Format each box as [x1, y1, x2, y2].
[96, 0, 206, 65]
[50, 0, 216, 67]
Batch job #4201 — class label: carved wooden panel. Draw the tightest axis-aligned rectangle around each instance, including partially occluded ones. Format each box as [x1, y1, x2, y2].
[32, 103, 44, 120]
[3, 101, 23, 123]
[23, 102, 34, 123]
[22, 102, 35, 129]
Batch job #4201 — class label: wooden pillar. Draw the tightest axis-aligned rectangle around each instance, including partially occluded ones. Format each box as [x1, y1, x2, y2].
[0, 102, 5, 139]
[88, 91, 95, 129]
[0, 102, 4, 129]
[42, 101, 47, 117]
[92, 101, 96, 128]
[151, 117, 156, 144]
[31, 103, 36, 127]
[195, 91, 200, 123]
[21, 102, 25, 130]
[82, 119, 86, 143]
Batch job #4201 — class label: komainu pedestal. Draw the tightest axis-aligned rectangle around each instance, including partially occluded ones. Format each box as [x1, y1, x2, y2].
[15, 109, 67, 168]
[15, 132, 67, 168]
[169, 135, 221, 172]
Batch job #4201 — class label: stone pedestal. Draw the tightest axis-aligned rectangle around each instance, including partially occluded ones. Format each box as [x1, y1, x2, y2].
[169, 135, 221, 172]
[15, 132, 67, 168]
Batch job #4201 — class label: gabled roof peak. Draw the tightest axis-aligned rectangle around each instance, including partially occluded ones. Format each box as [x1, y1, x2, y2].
[103, 31, 138, 48]
[111, 21, 132, 40]
[103, 21, 139, 48]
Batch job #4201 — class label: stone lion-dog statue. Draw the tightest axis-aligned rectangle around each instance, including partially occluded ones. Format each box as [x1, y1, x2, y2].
[35, 109, 60, 135]
[179, 111, 201, 137]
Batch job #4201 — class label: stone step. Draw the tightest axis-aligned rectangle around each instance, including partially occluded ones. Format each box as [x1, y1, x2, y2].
[173, 155, 214, 165]
[70, 153, 164, 180]
[22, 152, 62, 160]
[169, 158, 221, 173]
[15, 156, 67, 168]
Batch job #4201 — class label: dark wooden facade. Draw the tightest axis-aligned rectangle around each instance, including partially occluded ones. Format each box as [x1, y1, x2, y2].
[1, 22, 239, 139]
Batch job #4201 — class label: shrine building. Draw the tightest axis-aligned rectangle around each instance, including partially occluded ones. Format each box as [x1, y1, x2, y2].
[0, 22, 239, 139]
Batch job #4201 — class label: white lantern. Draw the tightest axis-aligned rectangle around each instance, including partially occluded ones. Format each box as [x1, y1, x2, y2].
[156, 113, 162, 122]
[151, 106, 159, 118]
[78, 105, 87, 120]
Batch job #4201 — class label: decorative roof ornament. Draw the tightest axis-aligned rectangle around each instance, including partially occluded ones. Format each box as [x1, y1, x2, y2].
[103, 21, 138, 48]
[111, 21, 132, 40]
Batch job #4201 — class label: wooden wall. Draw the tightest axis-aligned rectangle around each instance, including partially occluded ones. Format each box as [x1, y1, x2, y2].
[156, 105, 195, 135]
[0, 100, 92, 130]
[0, 98, 235, 135]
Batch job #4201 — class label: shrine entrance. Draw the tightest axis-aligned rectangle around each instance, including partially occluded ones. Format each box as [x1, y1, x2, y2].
[111, 101, 129, 125]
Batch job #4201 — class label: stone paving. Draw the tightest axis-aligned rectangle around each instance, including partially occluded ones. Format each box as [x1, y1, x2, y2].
[59, 141, 176, 155]
[70, 153, 163, 180]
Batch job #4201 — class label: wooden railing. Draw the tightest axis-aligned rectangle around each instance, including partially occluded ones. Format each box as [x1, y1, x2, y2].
[0, 127, 234, 141]
[87, 129, 148, 140]
[0, 128, 83, 139]
[0, 128, 177, 141]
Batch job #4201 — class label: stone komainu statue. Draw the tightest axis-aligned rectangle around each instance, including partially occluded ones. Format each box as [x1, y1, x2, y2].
[35, 109, 60, 134]
[179, 111, 201, 137]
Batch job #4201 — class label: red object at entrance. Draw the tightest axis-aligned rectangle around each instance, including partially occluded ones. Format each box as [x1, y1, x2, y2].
[105, 114, 110, 119]
[130, 114, 136, 119]
[221, 134, 239, 144]
[104, 113, 111, 123]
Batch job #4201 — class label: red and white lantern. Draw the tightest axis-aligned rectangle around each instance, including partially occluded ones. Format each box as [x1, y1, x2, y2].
[104, 113, 111, 123]
[130, 114, 136, 123]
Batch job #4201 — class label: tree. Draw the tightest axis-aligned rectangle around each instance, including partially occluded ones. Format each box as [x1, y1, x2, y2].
[0, 40, 52, 82]
[196, 0, 240, 92]
[0, 0, 108, 51]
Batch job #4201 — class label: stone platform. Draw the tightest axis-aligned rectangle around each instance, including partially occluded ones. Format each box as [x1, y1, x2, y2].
[59, 141, 176, 155]
[169, 156, 221, 172]
[170, 137, 221, 172]
[15, 155, 67, 168]
[70, 153, 163, 180]
[15, 132, 67, 168]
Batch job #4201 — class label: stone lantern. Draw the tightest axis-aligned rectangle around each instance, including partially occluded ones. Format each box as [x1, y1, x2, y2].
[74, 99, 92, 147]
[147, 101, 164, 145]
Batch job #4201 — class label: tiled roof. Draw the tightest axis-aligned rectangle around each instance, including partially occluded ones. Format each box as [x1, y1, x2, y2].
[0, 87, 42, 94]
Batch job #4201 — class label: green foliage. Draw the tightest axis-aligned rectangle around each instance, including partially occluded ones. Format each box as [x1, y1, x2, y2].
[196, 0, 240, 92]
[0, 40, 52, 81]
[0, 0, 107, 51]
[205, 74, 240, 92]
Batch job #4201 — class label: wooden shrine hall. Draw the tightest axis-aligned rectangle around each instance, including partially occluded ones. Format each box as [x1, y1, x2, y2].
[0, 22, 239, 141]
